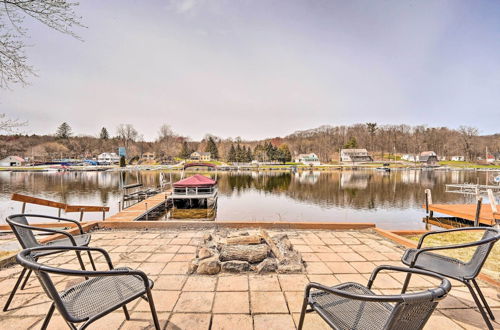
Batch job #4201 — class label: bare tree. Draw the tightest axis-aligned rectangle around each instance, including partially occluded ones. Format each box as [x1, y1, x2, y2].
[0, 0, 84, 88]
[459, 126, 479, 161]
[116, 124, 138, 150]
[0, 113, 26, 132]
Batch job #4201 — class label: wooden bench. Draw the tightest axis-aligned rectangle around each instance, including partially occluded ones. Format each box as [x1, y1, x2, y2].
[11, 193, 110, 221]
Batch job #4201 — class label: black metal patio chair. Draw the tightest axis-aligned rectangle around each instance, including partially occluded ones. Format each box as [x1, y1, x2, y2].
[3, 214, 96, 311]
[298, 265, 451, 330]
[17, 246, 160, 330]
[401, 227, 500, 330]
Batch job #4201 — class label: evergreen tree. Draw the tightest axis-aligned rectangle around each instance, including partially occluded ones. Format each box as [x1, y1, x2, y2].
[246, 146, 253, 162]
[253, 144, 266, 162]
[119, 155, 126, 167]
[204, 136, 219, 159]
[56, 122, 72, 139]
[236, 143, 243, 162]
[227, 144, 237, 162]
[99, 127, 109, 140]
[343, 136, 358, 149]
[277, 144, 292, 163]
[179, 141, 191, 159]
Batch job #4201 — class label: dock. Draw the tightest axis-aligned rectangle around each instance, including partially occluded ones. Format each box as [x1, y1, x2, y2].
[424, 204, 499, 226]
[105, 191, 170, 222]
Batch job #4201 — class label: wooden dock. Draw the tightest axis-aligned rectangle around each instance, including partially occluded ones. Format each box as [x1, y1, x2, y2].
[424, 204, 499, 226]
[105, 191, 170, 222]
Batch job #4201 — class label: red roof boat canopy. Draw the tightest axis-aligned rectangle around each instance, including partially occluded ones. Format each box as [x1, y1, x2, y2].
[173, 174, 217, 188]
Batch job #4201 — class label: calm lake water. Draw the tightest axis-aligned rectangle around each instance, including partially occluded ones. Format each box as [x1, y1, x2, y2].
[0, 169, 496, 229]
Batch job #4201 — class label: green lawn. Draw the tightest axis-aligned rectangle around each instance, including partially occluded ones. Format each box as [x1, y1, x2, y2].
[439, 161, 500, 169]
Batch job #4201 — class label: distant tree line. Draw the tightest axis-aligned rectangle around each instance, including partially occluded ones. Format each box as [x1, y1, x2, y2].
[1, 121, 499, 163]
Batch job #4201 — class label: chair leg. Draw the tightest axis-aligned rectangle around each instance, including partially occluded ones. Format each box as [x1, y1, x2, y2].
[87, 250, 97, 271]
[464, 281, 494, 330]
[472, 279, 495, 320]
[146, 290, 161, 330]
[75, 251, 89, 280]
[401, 272, 412, 293]
[122, 304, 130, 320]
[3, 267, 27, 311]
[297, 296, 309, 330]
[20, 269, 32, 290]
[41, 303, 55, 330]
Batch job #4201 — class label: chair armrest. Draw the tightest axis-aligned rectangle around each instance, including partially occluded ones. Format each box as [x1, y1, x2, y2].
[410, 235, 499, 266]
[305, 282, 406, 303]
[417, 227, 491, 248]
[22, 246, 115, 269]
[22, 214, 84, 234]
[367, 265, 450, 294]
[12, 222, 78, 246]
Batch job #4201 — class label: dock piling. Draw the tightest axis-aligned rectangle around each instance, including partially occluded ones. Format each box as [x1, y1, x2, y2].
[474, 197, 483, 227]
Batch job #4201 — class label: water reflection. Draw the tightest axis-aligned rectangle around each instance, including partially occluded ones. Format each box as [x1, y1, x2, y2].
[0, 169, 494, 228]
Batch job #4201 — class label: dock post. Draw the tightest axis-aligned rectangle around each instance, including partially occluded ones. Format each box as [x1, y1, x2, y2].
[118, 201, 121, 212]
[145, 202, 148, 221]
[21, 202, 26, 214]
[487, 189, 497, 213]
[474, 197, 483, 227]
[79, 208, 84, 222]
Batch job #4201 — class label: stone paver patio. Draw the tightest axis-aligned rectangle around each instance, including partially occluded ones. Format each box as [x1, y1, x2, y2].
[0, 228, 498, 329]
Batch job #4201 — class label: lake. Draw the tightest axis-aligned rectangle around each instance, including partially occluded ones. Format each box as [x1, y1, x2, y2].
[0, 169, 495, 229]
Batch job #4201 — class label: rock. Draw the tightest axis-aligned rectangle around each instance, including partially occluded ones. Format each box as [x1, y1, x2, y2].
[196, 256, 221, 275]
[221, 260, 250, 273]
[198, 247, 214, 260]
[187, 258, 199, 274]
[277, 262, 304, 274]
[220, 244, 269, 263]
[203, 232, 212, 242]
[256, 258, 278, 274]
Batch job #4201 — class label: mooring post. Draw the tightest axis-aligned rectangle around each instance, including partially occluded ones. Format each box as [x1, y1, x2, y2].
[474, 197, 483, 227]
[145, 202, 148, 220]
[21, 202, 26, 214]
[487, 189, 498, 213]
[118, 201, 121, 212]
[79, 208, 84, 222]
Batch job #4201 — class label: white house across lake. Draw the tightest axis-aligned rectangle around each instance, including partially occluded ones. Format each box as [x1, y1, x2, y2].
[295, 153, 320, 166]
[0, 156, 26, 167]
[97, 152, 120, 164]
[340, 149, 373, 162]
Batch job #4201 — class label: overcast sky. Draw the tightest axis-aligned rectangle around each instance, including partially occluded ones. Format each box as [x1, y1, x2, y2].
[1, 0, 499, 141]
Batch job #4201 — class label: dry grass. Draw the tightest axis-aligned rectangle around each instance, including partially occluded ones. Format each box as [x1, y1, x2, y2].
[407, 231, 499, 280]
[0, 251, 17, 259]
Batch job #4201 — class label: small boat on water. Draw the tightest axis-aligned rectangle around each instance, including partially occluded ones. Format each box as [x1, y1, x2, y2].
[169, 163, 218, 211]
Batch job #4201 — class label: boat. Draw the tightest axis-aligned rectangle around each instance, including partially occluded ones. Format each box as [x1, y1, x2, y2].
[169, 163, 218, 212]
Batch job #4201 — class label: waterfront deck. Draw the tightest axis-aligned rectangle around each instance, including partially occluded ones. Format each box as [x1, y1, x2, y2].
[0, 228, 497, 329]
[425, 204, 499, 226]
[105, 191, 170, 222]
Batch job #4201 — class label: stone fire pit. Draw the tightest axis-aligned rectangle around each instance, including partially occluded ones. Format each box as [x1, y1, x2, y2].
[188, 229, 304, 275]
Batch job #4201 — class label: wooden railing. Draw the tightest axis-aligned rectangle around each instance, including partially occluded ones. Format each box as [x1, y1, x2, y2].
[11, 193, 110, 221]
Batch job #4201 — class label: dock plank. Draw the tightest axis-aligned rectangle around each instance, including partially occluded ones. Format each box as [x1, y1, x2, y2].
[425, 204, 499, 226]
[106, 191, 170, 222]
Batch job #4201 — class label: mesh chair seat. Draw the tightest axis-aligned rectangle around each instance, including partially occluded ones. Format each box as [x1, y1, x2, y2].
[309, 282, 393, 330]
[402, 249, 470, 279]
[60, 267, 153, 321]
